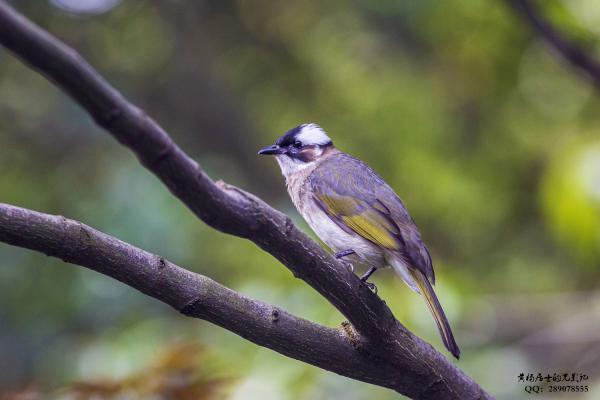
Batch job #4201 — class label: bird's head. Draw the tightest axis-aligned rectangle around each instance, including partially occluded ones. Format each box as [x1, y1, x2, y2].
[258, 123, 333, 176]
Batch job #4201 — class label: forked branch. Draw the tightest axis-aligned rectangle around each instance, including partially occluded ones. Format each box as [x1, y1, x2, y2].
[0, 2, 491, 398]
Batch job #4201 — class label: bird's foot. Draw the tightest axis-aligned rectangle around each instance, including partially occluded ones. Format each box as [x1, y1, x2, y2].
[361, 279, 378, 294]
[334, 249, 355, 273]
[359, 266, 378, 293]
[341, 261, 354, 273]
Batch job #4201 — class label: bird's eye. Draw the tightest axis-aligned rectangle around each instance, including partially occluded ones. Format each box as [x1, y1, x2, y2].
[293, 141, 302, 148]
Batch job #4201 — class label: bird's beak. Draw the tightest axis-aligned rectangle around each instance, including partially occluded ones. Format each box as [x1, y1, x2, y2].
[258, 144, 286, 155]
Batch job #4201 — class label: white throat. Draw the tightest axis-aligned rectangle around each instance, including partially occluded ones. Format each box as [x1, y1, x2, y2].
[275, 155, 315, 178]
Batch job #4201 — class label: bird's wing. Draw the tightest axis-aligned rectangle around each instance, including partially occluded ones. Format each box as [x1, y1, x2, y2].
[309, 152, 435, 284]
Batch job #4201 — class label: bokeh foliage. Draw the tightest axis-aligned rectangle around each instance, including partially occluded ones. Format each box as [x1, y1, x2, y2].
[1, 0, 599, 398]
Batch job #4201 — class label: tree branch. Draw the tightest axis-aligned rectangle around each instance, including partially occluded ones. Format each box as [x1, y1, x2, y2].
[507, 0, 600, 89]
[0, 202, 392, 389]
[0, 2, 491, 398]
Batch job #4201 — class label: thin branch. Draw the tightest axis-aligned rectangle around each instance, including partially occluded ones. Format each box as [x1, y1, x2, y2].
[0, 2, 491, 399]
[507, 0, 600, 88]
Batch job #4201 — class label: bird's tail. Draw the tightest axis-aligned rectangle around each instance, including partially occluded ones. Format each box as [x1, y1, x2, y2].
[409, 268, 461, 359]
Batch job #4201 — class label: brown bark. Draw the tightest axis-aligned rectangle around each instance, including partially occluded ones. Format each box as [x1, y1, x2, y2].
[0, 2, 491, 398]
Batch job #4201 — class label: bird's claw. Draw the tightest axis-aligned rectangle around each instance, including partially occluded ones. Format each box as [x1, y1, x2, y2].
[342, 261, 354, 273]
[334, 249, 355, 273]
[361, 279, 378, 294]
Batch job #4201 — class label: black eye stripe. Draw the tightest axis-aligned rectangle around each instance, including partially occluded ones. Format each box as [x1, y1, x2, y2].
[287, 146, 319, 162]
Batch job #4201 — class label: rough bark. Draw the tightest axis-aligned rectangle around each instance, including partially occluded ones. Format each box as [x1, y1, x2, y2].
[0, 203, 394, 389]
[0, 2, 491, 399]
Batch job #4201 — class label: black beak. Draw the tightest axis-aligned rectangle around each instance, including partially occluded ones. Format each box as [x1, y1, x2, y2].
[258, 144, 286, 155]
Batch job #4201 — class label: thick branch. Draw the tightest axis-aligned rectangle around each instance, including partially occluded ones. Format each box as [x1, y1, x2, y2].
[0, 0, 389, 342]
[0, 203, 395, 389]
[507, 0, 600, 89]
[0, 2, 491, 399]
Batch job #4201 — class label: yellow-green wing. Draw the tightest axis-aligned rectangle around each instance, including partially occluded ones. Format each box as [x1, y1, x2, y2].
[316, 194, 401, 251]
[309, 152, 435, 283]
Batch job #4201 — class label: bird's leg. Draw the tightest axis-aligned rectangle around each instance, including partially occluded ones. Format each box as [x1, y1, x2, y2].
[334, 249, 356, 259]
[334, 249, 356, 273]
[360, 267, 378, 294]
[360, 266, 377, 281]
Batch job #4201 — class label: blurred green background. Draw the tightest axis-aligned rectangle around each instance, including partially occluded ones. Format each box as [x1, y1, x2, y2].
[1, 0, 600, 399]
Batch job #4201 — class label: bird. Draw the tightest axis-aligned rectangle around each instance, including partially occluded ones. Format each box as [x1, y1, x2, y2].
[258, 123, 460, 359]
